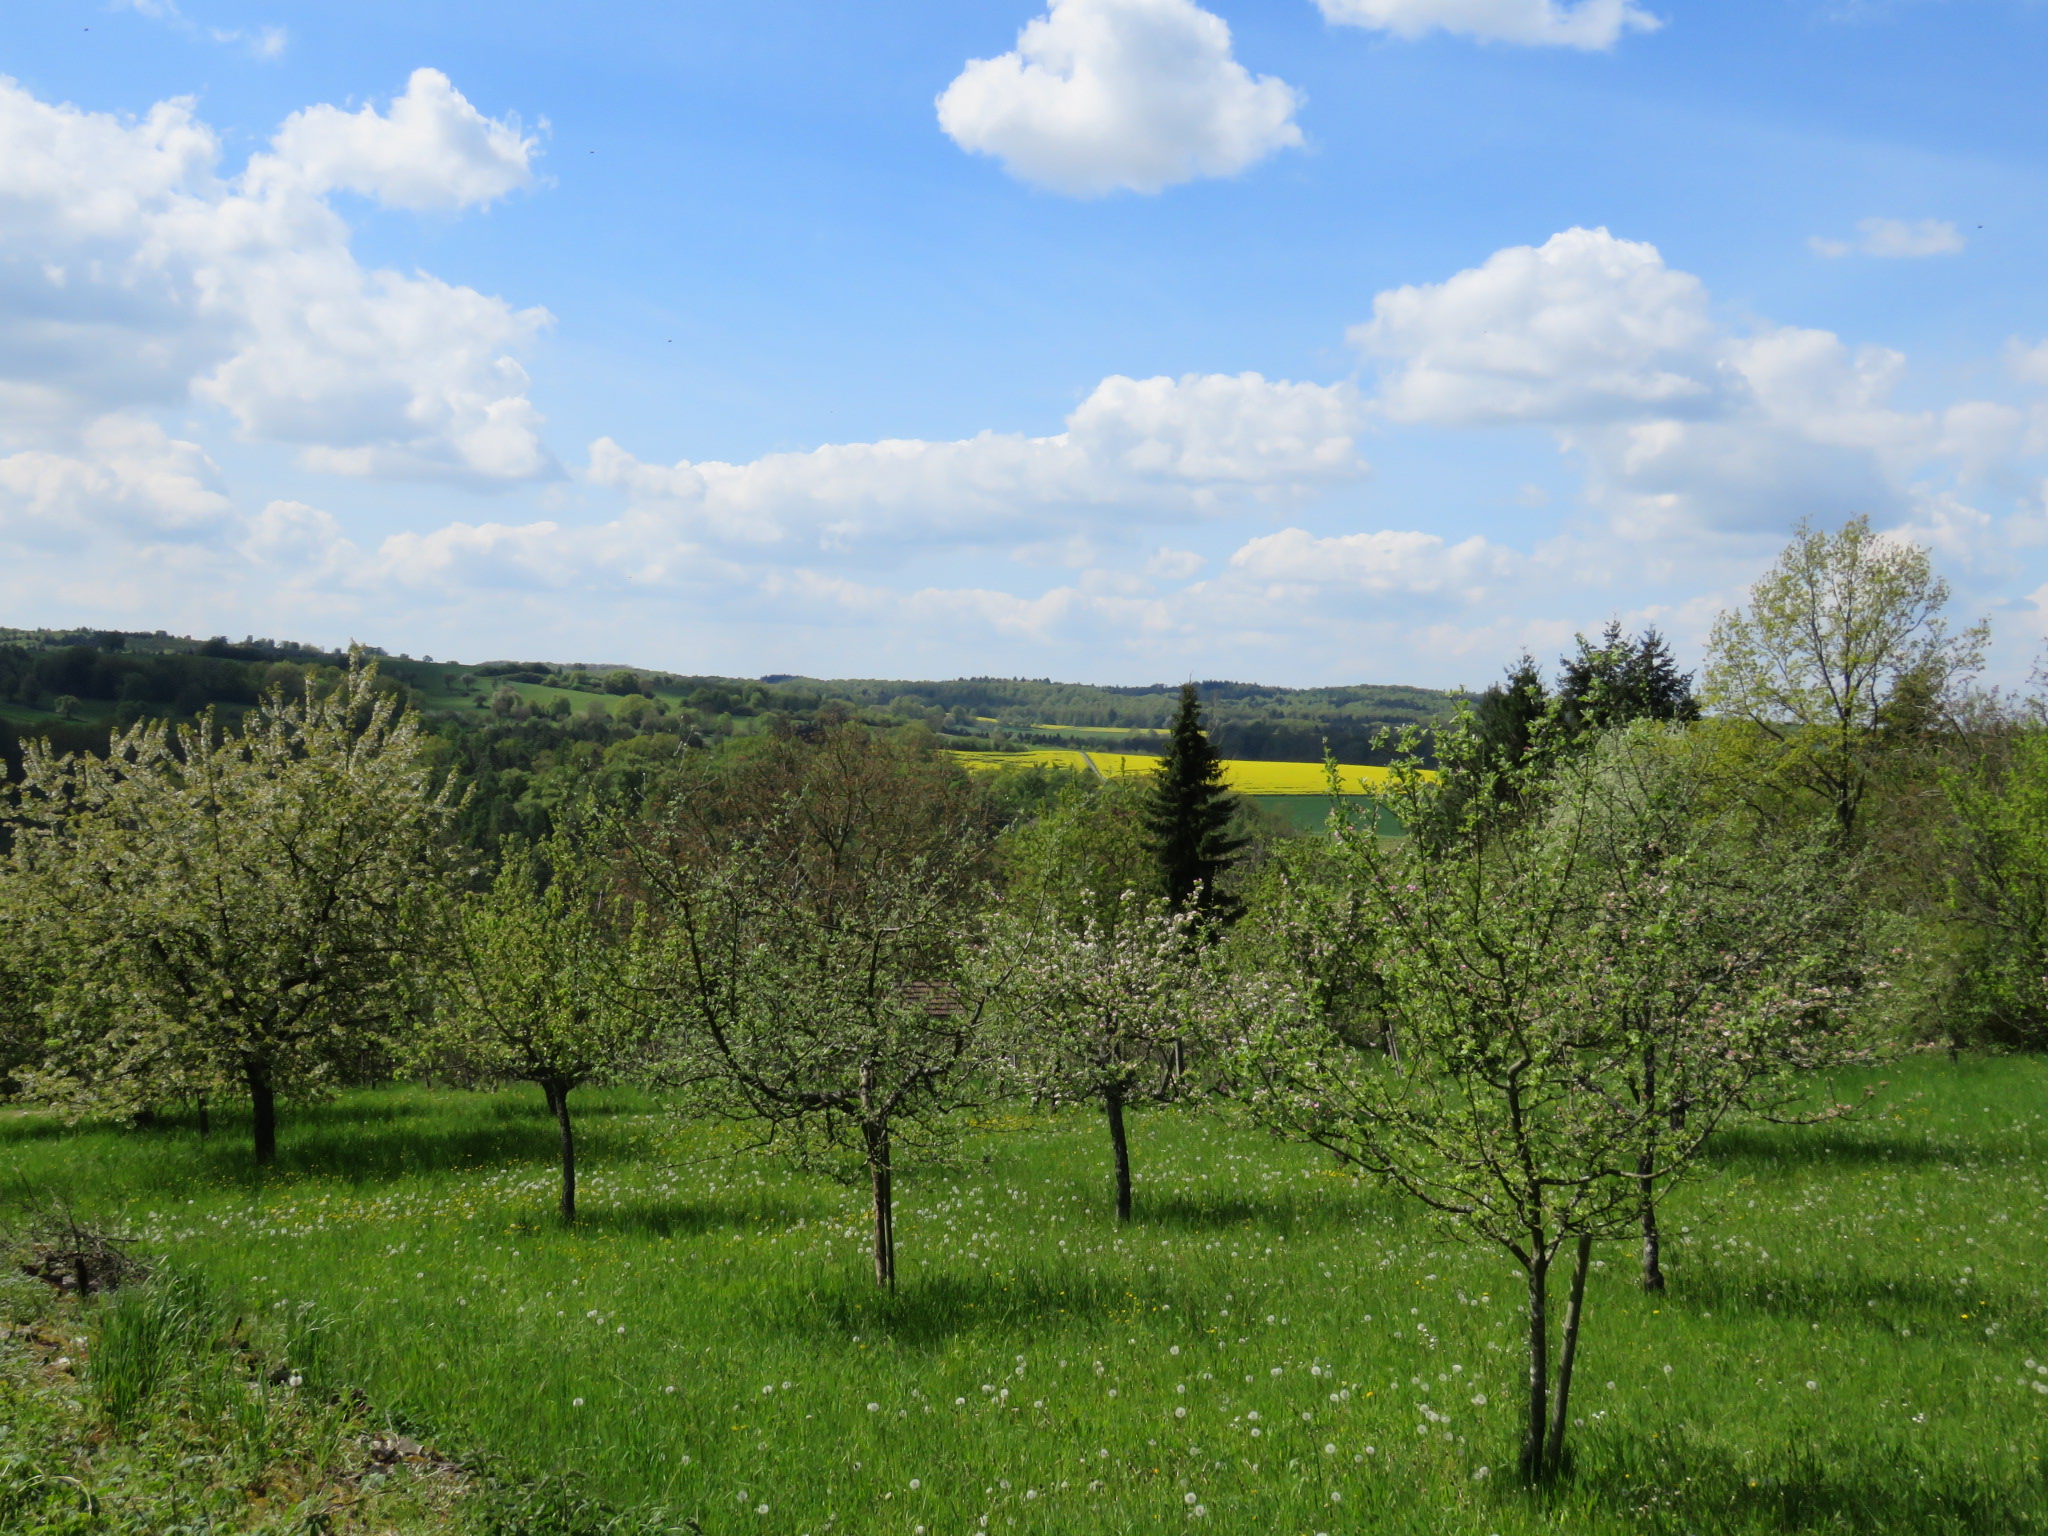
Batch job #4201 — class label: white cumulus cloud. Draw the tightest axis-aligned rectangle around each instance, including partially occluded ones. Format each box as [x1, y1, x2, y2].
[1228, 526, 1519, 594]
[2009, 338, 2048, 387]
[1350, 226, 2009, 541]
[1809, 217, 1965, 259]
[1315, 0, 1659, 49]
[260, 68, 539, 211]
[587, 372, 1364, 549]
[0, 417, 233, 550]
[936, 0, 1303, 195]
[0, 71, 551, 482]
[1353, 227, 1720, 426]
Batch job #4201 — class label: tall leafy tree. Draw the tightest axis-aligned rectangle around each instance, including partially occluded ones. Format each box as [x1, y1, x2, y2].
[1145, 684, 1246, 919]
[996, 774, 1156, 933]
[630, 726, 998, 1288]
[425, 830, 644, 1223]
[5, 660, 461, 1163]
[1938, 723, 2048, 1046]
[1704, 516, 1986, 840]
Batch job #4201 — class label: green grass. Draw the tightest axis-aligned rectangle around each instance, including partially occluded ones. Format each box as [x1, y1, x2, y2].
[0, 1262, 473, 1532]
[4, 1060, 2046, 1534]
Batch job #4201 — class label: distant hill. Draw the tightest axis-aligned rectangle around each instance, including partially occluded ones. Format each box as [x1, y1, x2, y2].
[0, 627, 1458, 770]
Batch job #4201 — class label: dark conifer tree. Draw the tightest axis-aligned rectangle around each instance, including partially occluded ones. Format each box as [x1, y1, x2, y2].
[1146, 683, 1247, 920]
[1557, 621, 1700, 736]
[1410, 654, 1555, 850]
[1472, 652, 1552, 767]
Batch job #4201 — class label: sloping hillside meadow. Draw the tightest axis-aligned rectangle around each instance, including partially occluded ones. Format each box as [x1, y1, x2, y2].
[5, 1056, 2044, 1534]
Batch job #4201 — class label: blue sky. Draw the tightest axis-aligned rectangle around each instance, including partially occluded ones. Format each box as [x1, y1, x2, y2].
[4, 0, 2047, 687]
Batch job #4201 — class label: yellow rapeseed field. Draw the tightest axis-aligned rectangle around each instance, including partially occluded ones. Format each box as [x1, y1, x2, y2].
[945, 749, 1402, 796]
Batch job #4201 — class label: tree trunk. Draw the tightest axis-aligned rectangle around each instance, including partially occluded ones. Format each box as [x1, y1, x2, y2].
[1639, 1161, 1665, 1292]
[1105, 1084, 1133, 1225]
[543, 1079, 577, 1224]
[864, 1119, 895, 1290]
[1640, 1044, 1665, 1292]
[196, 1094, 210, 1139]
[1521, 1251, 1549, 1484]
[1545, 1234, 1593, 1478]
[248, 1063, 277, 1165]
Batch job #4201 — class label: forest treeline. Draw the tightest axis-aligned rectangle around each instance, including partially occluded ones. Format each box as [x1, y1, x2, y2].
[3, 516, 2045, 1484]
[0, 627, 1454, 771]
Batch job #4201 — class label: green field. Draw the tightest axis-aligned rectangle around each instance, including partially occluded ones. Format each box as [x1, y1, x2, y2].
[7, 1057, 2046, 1534]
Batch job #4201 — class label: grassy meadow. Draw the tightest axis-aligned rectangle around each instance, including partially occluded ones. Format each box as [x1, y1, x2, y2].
[7, 1057, 2047, 1534]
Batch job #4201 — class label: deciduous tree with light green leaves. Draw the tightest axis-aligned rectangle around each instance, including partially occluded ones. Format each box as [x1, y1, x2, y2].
[1704, 515, 1987, 840]
[1938, 722, 2048, 1045]
[3, 660, 461, 1163]
[426, 829, 645, 1223]
[1230, 717, 1867, 1483]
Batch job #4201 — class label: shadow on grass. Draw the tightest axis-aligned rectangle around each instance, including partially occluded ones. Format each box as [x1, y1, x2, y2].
[1131, 1194, 1276, 1231]
[1704, 1123, 1961, 1172]
[1536, 1426, 2047, 1535]
[1, 1088, 665, 1197]
[0, 1112, 84, 1146]
[570, 1194, 836, 1241]
[1667, 1265, 2041, 1340]
[754, 1265, 1145, 1349]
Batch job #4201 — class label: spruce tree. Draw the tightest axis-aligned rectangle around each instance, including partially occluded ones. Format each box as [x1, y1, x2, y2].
[1558, 621, 1700, 737]
[1146, 683, 1247, 919]
[1472, 651, 1552, 766]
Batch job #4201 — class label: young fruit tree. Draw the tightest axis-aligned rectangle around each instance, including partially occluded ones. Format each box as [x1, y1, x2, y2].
[628, 728, 998, 1288]
[1230, 719, 1866, 1483]
[984, 890, 1207, 1223]
[1556, 725, 1871, 1292]
[2, 660, 461, 1162]
[424, 830, 644, 1223]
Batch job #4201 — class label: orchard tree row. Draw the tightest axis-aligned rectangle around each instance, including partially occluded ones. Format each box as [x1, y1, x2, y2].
[4, 517, 2046, 1484]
